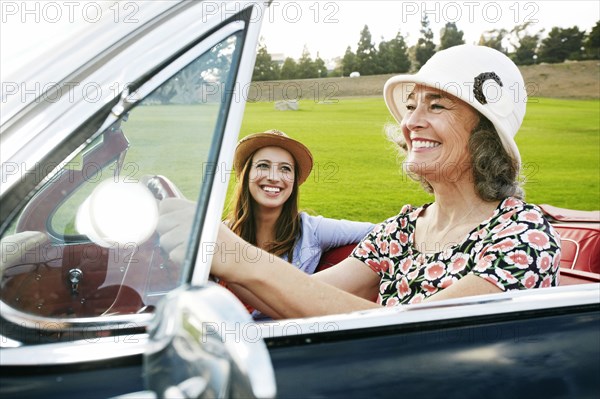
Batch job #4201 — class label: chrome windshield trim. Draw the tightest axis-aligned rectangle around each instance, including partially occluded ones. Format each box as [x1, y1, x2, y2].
[0, 334, 149, 366]
[126, 21, 246, 108]
[0, 334, 22, 348]
[258, 284, 600, 339]
[0, 1, 183, 123]
[0, 1, 255, 198]
[0, 3, 255, 339]
[1, 301, 154, 333]
[191, 2, 267, 285]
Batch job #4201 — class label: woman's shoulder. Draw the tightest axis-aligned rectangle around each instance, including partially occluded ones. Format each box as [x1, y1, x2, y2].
[366, 204, 425, 234]
[298, 212, 374, 230]
[488, 197, 559, 243]
[299, 211, 321, 225]
[390, 203, 426, 222]
[498, 197, 529, 211]
[298, 212, 329, 235]
[299, 204, 423, 221]
[495, 197, 549, 222]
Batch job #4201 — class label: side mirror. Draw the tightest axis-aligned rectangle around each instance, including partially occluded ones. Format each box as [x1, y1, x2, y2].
[144, 283, 276, 398]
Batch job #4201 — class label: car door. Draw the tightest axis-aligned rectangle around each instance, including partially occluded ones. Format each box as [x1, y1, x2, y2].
[1, 1, 273, 398]
[261, 285, 599, 398]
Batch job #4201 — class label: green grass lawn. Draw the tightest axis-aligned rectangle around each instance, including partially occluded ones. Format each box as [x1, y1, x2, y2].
[233, 97, 600, 223]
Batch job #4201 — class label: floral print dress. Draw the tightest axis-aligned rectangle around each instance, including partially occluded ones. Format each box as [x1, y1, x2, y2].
[351, 197, 561, 306]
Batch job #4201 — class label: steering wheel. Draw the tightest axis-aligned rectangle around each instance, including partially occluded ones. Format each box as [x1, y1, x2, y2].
[96, 174, 186, 315]
[140, 175, 184, 200]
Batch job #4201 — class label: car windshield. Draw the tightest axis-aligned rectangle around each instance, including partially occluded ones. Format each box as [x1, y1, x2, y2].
[0, 33, 241, 319]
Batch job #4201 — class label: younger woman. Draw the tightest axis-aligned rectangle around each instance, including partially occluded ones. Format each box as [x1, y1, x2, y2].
[227, 129, 374, 275]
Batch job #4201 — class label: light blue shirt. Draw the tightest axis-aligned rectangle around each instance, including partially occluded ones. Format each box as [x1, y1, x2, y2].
[282, 212, 375, 274]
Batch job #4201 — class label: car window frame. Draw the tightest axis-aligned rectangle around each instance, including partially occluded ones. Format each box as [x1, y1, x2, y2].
[0, 4, 259, 350]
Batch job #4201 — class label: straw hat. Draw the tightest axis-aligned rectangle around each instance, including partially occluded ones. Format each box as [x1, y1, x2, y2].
[233, 130, 313, 185]
[383, 44, 526, 167]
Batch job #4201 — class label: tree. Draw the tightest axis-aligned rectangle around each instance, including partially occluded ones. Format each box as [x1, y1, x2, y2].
[341, 46, 356, 76]
[329, 57, 343, 77]
[415, 14, 436, 68]
[252, 42, 280, 81]
[478, 28, 508, 53]
[439, 22, 465, 50]
[280, 57, 298, 80]
[512, 35, 540, 65]
[391, 32, 412, 73]
[509, 23, 541, 66]
[377, 31, 411, 74]
[376, 39, 392, 74]
[296, 46, 319, 79]
[583, 20, 600, 59]
[314, 55, 328, 78]
[538, 26, 586, 63]
[355, 25, 378, 75]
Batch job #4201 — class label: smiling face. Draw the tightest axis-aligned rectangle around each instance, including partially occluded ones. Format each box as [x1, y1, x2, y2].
[400, 84, 480, 182]
[248, 146, 296, 212]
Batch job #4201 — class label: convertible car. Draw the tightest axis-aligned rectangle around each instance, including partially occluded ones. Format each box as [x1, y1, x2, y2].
[1, 1, 599, 398]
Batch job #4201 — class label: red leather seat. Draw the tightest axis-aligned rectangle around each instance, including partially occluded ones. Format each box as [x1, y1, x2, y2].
[539, 204, 600, 274]
[315, 244, 357, 273]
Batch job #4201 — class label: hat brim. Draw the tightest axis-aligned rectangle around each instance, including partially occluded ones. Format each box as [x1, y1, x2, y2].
[383, 74, 522, 167]
[234, 133, 314, 185]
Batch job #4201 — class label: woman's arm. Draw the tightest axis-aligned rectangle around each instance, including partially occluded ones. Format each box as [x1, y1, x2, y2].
[424, 274, 502, 302]
[312, 256, 380, 301]
[225, 282, 285, 319]
[212, 224, 381, 318]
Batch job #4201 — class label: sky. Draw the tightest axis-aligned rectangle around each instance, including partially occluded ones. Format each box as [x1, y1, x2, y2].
[1, 0, 598, 77]
[259, 0, 600, 61]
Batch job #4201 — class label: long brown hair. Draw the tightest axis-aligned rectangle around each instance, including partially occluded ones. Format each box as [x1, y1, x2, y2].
[226, 151, 301, 262]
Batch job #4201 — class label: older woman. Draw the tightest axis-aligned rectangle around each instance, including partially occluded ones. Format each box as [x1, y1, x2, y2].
[170, 45, 560, 319]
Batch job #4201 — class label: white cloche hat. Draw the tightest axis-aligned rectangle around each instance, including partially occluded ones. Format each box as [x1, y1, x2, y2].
[384, 44, 527, 167]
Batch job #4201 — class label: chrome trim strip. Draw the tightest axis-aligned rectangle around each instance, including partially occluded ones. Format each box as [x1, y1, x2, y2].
[0, 1, 252, 198]
[112, 391, 157, 399]
[126, 21, 245, 107]
[0, 334, 22, 348]
[257, 284, 600, 338]
[2, 285, 597, 365]
[1, 301, 153, 332]
[1, 334, 149, 366]
[561, 237, 580, 269]
[191, 2, 267, 285]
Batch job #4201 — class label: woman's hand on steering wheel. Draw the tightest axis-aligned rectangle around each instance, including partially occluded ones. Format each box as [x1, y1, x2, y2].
[155, 197, 196, 265]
